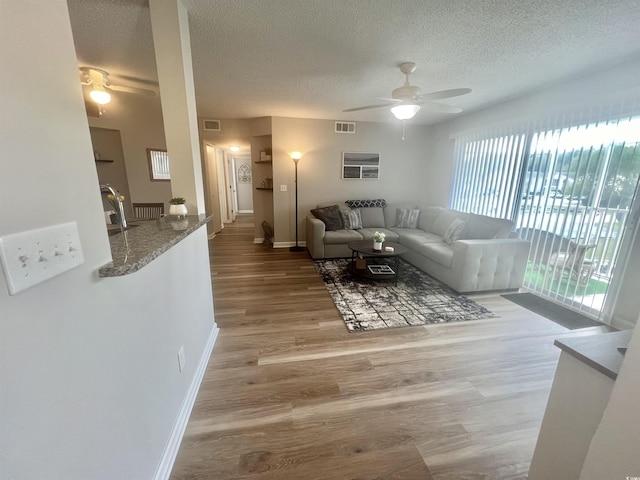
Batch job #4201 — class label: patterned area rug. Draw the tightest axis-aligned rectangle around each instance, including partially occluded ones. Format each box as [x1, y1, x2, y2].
[315, 259, 497, 332]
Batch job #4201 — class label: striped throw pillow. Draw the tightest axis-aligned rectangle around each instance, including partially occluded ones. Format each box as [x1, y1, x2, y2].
[396, 208, 420, 229]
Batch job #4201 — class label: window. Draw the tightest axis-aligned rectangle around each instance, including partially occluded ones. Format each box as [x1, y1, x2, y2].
[450, 102, 640, 319]
[147, 148, 170, 181]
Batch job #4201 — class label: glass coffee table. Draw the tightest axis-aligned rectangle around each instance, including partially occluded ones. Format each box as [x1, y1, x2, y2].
[348, 240, 408, 285]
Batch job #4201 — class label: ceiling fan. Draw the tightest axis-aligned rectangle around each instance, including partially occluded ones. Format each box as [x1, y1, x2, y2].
[80, 67, 155, 105]
[344, 62, 471, 120]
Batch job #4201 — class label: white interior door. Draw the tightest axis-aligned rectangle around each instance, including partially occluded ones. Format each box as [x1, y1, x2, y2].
[215, 147, 230, 224]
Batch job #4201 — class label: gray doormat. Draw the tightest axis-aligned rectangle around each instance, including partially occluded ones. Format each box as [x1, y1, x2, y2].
[315, 259, 497, 332]
[501, 292, 607, 330]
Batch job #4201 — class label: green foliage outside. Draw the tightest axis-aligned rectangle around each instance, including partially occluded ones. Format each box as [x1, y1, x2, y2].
[523, 262, 609, 298]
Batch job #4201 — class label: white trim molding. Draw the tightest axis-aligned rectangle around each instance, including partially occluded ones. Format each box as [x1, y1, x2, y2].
[273, 241, 306, 249]
[153, 326, 219, 480]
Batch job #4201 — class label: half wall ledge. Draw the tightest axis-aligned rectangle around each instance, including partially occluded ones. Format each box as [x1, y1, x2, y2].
[98, 214, 212, 277]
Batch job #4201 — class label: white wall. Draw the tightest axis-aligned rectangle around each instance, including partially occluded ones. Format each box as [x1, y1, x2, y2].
[270, 117, 434, 245]
[580, 317, 640, 479]
[87, 94, 171, 210]
[0, 2, 216, 478]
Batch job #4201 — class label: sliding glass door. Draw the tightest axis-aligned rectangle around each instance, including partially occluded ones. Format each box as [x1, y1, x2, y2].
[451, 107, 640, 320]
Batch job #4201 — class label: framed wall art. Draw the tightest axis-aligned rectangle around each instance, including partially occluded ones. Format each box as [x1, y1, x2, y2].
[342, 152, 380, 179]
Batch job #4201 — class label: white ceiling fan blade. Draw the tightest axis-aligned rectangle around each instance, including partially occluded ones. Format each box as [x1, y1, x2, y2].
[372, 97, 402, 103]
[343, 103, 397, 112]
[423, 102, 463, 114]
[419, 88, 472, 101]
[106, 84, 155, 96]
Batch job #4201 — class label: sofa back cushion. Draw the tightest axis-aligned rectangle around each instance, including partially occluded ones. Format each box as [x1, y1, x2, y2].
[311, 205, 344, 231]
[359, 207, 386, 228]
[418, 206, 443, 232]
[463, 213, 513, 239]
[430, 209, 469, 237]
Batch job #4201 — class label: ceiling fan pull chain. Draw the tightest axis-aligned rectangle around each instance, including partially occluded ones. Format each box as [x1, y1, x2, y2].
[402, 120, 406, 140]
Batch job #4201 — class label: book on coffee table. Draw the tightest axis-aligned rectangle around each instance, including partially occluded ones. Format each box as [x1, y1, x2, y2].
[368, 264, 395, 275]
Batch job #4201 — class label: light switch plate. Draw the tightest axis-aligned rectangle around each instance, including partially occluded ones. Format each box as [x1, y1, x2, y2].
[0, 221, 84, 295]
[280, 185, 287, 192]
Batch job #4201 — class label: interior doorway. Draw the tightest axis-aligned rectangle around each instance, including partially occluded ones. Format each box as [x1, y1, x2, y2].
[232, 155, 254, 214]
[202, 143, 253, 236]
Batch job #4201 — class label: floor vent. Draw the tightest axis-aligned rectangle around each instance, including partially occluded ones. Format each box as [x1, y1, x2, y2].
[335, 121, 356, 134]
[203, 119, 221, 131]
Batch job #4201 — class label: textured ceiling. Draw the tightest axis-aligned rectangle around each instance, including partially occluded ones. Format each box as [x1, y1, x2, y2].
[67, 0, 640, 125]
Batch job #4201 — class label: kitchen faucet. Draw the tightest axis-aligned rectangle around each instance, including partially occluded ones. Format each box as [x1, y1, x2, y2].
[100, 184, 128, 229]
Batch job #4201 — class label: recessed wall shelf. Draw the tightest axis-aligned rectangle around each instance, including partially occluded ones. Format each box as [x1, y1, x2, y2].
[254, 160, 272, 164]
[256, 187, 273, 191]
[95, 159, 114, 163]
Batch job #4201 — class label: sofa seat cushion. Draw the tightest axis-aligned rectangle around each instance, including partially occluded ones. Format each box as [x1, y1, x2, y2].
[324, 229, 363, 245]
[357, 228, 399, 242]
[393, 229, 443, 251]
[416, 242, 455, 268]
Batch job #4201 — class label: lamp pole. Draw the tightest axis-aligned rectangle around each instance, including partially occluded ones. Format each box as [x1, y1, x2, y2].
[290, 152, 305, 252]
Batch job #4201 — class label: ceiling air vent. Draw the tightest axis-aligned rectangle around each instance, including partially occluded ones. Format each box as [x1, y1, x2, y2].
[335, 121, 356, 134]
[203, 119, 221, 131]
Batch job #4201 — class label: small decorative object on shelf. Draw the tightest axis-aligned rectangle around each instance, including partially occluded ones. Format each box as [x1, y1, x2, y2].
[372, 231, 385, 251]
[169, 197, 188, 218]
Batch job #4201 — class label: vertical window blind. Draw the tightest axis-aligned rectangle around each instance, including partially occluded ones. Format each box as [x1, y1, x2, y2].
[450, 98, 640, 319]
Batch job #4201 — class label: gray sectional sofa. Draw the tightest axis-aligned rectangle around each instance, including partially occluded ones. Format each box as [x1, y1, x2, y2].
[306, 201, 531, 293]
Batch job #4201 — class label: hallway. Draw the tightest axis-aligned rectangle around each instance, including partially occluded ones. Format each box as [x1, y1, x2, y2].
[169, 216, 606, 479]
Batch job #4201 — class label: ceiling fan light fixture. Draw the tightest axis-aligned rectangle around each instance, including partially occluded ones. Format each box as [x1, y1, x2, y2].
[89, 85, 111, 105]
[391, 103, 420, 120]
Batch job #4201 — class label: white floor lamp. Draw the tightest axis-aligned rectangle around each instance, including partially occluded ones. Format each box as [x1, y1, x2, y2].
[290, 151, 305, 252]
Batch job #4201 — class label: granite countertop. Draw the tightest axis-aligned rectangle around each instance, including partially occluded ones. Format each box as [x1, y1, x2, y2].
[99, 214, 212, 277]
[554, 330, 632, 380]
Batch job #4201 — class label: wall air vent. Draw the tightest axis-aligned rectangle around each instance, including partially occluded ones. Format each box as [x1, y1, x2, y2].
[203, 119, 221, 131]
[335, 121, 356, 134]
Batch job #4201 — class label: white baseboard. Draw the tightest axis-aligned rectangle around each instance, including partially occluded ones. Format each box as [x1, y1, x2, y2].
[610, 315, 636, 331]
[238, 210, 253, 214]
[273, 241, 306, 248]
[153, 326, 219, 480]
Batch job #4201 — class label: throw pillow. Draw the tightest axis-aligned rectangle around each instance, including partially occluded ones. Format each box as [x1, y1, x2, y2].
[396, 208, 420, 228]
[311, 205, 344, 231]
[340, 208, 363, 229]
[443, 218, 467, 245]
[345, 199, 387, 208]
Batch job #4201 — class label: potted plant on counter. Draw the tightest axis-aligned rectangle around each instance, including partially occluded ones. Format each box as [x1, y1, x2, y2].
[169, 197, 188, 218]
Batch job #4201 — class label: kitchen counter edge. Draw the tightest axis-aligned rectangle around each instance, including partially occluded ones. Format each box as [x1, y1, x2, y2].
[98, 214, 212, 277]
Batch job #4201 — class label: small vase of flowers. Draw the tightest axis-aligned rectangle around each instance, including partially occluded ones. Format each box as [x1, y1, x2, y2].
[372, 231, 385, 251]
[169, 197, 188, 218]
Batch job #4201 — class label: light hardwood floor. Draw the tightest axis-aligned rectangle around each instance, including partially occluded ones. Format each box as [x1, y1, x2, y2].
[170, 215, 608, 479]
